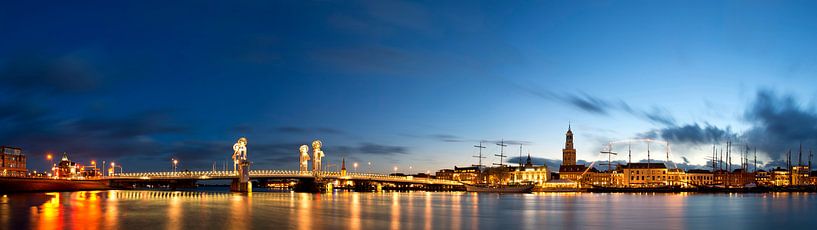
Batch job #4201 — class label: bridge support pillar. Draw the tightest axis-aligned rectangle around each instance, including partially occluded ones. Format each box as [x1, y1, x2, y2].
[231, 160, 251, 193]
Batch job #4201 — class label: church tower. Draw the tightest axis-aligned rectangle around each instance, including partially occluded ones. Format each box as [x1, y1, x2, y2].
[341, 157, 347, 177]
[562, 124, 576, 166]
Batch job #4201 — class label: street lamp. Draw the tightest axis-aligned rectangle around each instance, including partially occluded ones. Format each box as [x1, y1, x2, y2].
[393, 166, 398, 175]
[368, 161, 372, 173]
[90, 161, 97, 177]
[173, 159, 179, 173]
[110, 162, 116, 176]
[353, 162, 358, 173]
[46, 154, 54, 177]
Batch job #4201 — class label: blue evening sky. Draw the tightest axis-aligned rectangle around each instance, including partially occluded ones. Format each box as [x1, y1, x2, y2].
[2, 0, 817, 173]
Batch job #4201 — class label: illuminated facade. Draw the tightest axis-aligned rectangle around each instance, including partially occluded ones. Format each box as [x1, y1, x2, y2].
[559, 165, 598, 182]
[622, 163, 668, 187]
[684, 169, 714, 187]
[1, 146, 26, 177]
[512, 154, 550, 184]
[55, 152, 80, 178]
[726, 169, 756, 187]
[452, 166, 481, 184]
[755, 170, 771, 186]
[435, 169, 454, 180]
[792, 165, 810, 185]
[770, 167, 790, 186]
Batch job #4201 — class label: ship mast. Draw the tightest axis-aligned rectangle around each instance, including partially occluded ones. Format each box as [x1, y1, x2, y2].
[628, 143, 632, 164]
[493, 139, 507, 167]
[473, 141, 487, 167]
[600, 143, 617, 172]
[518, 144, 523, 167]
[754, 147, 757, 173]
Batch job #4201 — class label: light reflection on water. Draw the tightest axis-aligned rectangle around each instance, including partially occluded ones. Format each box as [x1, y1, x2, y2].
[2, 190, 817, 229]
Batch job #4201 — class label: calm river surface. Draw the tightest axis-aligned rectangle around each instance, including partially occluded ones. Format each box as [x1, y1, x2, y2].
[2, 189, 816, 230]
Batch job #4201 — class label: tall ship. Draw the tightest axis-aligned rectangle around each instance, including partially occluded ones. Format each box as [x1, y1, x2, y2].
[464, 140, 534, 193]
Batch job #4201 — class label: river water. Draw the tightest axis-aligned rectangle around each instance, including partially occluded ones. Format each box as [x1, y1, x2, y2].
[2, 189, 816, 229]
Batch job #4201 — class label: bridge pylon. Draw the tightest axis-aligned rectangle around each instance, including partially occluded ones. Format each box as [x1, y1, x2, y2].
[231, 160, 251, 192]
[231, 137, 252, 193]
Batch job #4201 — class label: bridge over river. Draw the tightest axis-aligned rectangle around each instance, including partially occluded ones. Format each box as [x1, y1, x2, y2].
[104, 138, 462, 192]
[107, 170, 463, 191]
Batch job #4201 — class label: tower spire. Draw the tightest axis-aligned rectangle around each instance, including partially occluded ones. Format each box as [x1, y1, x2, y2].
[525, 151, 532, 167]
[562, 124, 576, 166]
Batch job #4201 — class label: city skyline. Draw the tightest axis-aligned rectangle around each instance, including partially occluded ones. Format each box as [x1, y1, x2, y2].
[3, 1, 817, 173]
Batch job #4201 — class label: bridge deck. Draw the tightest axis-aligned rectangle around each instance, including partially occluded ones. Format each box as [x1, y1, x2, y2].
[111, 170, 462, 185]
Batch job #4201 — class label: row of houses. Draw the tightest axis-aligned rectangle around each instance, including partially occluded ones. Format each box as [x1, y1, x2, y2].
[435, 127, 817, 189]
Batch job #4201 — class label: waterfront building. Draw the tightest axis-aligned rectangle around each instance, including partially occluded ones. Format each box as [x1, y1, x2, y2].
[1, 146, 26, 177]
[755, 170, 771, 186]
[435, 169, 454, 181]
[667, 168, 685, 187]
[559, 165, 597, 182]
[792, 165, 810, 185]
[540, 179, 579, 190]
[770, 167, 790, 186]
[512, 154, 550, 184]
[727, 169, 756, 187]
[684, 169, 715, 187]
[621, 163, 668, 187]
[453, 166, 481, 184]
[54, 152, 81, 178]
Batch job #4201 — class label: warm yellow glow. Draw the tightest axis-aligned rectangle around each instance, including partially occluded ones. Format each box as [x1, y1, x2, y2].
[46, 154, 52, 160]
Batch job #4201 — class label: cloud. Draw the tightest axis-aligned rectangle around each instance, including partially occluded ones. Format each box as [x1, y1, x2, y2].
[430, 134, 463, 143]
[488, 139, 532, 146]
[0, 54, 101, 94]
[564, 93, 613, 115]
[642, 123, 737, 144]
[519, 87, 677, 126]
[741, 89, 817, 160]
[325, 142, 409, 156]
[641, 89, 817, 163]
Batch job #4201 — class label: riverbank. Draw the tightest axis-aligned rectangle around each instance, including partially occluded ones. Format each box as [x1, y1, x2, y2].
[0, 177, 110, 193]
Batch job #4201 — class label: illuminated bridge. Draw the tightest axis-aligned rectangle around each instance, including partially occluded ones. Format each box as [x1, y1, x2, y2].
[110, 170, 461, 186]
[105, 170, 464, 192]
[103, 138, 463, 191]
